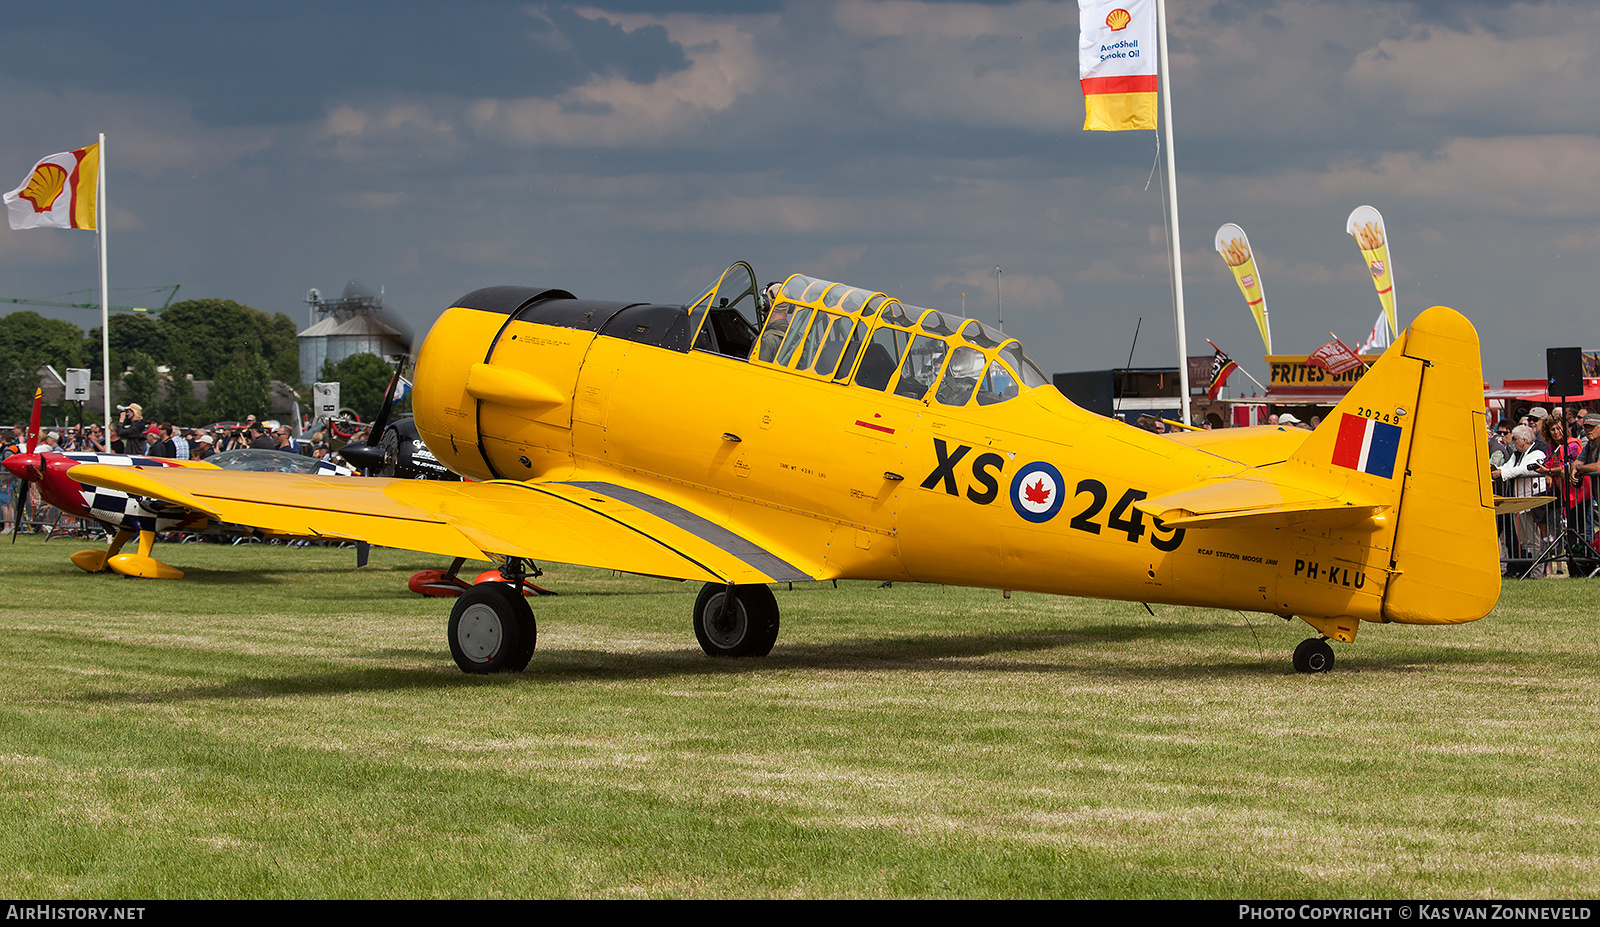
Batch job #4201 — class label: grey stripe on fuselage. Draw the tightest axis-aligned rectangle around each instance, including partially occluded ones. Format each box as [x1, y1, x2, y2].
[559, 481, 811, 583]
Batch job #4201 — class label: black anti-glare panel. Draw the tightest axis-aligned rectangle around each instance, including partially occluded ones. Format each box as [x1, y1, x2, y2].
[451, 285, 576, 316]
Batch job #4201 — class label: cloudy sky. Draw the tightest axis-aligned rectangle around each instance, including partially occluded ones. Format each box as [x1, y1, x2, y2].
[0, 0, 1591, 386]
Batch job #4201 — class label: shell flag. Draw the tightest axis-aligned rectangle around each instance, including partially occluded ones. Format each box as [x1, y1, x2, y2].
[1346, 205, 1396, 339]
[4, 144, 99, 230]
[1214, 223, 1272, 354]
[1079, 0, 1157, 131]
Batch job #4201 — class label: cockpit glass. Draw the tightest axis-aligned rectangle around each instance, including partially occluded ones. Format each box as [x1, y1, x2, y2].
[960, 320, 1004, 349]
[1000, 341, 1050, 388]
[747, 270, 1047, 403]
[810, 314, 853, 375]
[881, 300, 914, 326]
[795, 310, 837, 370]
[756, 302, 797, 363]
[833, 320, 868, 381]
[935, 346, 984, 407]
[976, 359, 1020, 405]
[855, 327, 910, 391]
[782, 275, 823, 302]
[800, 277, 833, 303]
[892, 335, 949, 401]
[915, 308, 958, 336]
[776, 307, 815, 367]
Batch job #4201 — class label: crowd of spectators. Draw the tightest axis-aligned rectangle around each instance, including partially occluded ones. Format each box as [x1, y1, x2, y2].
[1, 405, 353, 532]
[1489, 403, 1600, 576]
[101, 404, 342, 464]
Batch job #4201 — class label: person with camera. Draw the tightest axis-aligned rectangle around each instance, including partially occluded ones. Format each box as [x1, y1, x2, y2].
[114, 403, 147, 455]
[1492, 424, 1548, 574]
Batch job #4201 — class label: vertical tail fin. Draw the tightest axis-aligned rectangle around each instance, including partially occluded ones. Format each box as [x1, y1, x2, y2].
[1284, 306, 1499, 624]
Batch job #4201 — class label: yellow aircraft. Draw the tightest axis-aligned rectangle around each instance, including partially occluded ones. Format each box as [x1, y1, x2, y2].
[73, 261, 1500, 674]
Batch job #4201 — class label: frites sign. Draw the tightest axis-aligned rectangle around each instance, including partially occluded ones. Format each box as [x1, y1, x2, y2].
[1267, 355, 1377, 388]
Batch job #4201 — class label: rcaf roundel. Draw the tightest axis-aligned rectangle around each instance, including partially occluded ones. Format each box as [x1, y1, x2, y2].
[1010, 461, 1065, 523]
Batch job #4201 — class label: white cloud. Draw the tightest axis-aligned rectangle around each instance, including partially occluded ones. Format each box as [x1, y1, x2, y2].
[834, 0, 1081, 132]
[1345, 18, 1600, 129]
[1202, 134, 1600, 220]
[470, 12, 765, 148]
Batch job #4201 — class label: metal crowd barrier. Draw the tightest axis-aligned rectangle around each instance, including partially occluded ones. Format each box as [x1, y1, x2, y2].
[1497, 474, 1600, 579]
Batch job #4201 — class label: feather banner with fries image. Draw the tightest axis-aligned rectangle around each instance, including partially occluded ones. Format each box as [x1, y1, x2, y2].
[1214, 223, 1272, 354]
[1346, 205, 1397, 340]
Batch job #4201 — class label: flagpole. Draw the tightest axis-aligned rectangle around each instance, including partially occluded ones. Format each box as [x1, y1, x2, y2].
[1156, 0, 1190, 425]
[97, 132, 110, 432]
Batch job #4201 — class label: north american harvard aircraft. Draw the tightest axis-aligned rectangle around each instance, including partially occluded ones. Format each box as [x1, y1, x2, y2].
[68, 261, 1501, 674]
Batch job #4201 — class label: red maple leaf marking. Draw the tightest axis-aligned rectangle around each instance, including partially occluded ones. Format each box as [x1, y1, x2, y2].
[1024, 477, 1051, 506]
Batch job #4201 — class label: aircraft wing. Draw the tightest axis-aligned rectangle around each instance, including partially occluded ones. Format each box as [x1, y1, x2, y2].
[69, 464, 815, 585]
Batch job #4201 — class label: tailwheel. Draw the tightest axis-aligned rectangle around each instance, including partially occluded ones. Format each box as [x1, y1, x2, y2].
[448, 583, 536, 674]
[693, 583, 780, 657]
[1292, 637, 1335, 674]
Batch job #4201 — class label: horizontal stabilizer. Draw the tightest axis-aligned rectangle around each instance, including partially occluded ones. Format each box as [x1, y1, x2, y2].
[1494, 496, 1553, 515]
[1139, 472, 1382, 530]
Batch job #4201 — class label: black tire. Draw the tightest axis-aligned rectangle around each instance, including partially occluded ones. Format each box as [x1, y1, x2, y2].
[448, 583, 536, 674]
[693, 583, 780, 657]
[1292, 637, 1335, 674]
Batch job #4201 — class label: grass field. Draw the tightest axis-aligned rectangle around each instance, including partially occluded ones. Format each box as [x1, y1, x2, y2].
[0, 534, 1596, 898]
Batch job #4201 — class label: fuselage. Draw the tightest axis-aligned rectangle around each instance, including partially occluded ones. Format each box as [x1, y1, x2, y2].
[411, 267, 1403, 628]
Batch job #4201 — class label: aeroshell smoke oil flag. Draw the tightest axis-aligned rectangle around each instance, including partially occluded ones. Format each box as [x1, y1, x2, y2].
[1346, 205, 1397, 341]
[1214, 223, 1272, 354]
[4, 144, 99, 230]
[1079, 1, 1157, 131]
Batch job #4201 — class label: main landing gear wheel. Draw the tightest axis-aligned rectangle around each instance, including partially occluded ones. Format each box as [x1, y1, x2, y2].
[1293, 637, 1335, 674]
[448, 583, 536, 674]
[693, 583, 780, 657]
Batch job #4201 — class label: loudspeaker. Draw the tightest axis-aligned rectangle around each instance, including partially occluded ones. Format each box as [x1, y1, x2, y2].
[1547, 347, 1583, 398]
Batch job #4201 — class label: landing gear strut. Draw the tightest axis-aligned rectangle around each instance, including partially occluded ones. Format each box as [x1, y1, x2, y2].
[1292, 637, 1335, 674]
[693, 583, 780, 657]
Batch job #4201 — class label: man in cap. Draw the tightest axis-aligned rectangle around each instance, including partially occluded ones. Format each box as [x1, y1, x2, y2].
[248, 423, 277, 450]
[144, 423, 172, 458]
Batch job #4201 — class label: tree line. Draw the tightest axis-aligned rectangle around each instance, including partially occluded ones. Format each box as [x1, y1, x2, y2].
[0, 299, 399, 424]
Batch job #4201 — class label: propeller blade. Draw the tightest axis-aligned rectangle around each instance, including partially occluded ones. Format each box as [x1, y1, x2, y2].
[374, 304, 415, 357]
[367, 361, 404, 445]
[337, 359, 406, 476]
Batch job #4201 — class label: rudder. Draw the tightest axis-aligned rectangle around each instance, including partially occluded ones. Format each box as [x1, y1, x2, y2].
[1282, 306, 1499, 624]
